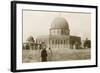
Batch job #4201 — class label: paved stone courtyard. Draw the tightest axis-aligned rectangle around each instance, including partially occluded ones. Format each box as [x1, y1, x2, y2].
[22, 48, 90, 63]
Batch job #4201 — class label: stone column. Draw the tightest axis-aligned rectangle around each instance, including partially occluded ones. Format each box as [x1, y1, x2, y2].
[67, 40, 70, 49]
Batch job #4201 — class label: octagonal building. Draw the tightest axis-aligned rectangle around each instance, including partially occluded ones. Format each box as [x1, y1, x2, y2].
[36, 17, 81, 49]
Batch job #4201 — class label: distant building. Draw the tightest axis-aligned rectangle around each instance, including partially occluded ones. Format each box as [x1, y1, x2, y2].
[36, 17, 81, 49]
[23, 36, 42, 50]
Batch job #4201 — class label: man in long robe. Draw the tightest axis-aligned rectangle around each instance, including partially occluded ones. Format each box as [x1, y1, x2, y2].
[41, 48, 47, 62]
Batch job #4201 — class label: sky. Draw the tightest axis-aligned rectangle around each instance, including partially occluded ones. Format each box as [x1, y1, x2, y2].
[23, 10, 91, 42]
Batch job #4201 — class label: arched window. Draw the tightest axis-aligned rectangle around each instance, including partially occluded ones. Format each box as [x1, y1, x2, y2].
[55, 40, 57, 44]
[52, 40, 54, 44]
[61, 30, 63, 35]
[64, 40, 66, 44]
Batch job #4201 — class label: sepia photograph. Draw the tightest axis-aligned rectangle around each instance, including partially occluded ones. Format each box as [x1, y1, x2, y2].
[22, 10, 91, 63]
[11, 1, 97, 72]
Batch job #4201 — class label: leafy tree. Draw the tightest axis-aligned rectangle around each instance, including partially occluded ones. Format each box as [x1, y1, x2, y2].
[26, 36, 35, 50]
[84, 38, 91, 48]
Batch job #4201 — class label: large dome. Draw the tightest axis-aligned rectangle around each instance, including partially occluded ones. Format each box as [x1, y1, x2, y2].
[51, 17, 69, 29]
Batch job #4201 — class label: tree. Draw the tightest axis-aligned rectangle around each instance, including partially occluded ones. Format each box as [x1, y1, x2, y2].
[83, 38, 91, 48]
[26, 36, 35, 50]
[25, 43, 30, 50]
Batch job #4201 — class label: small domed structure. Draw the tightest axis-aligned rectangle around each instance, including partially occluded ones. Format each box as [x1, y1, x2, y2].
[51, 17, 69, 29]
[26, 36, 35, 42]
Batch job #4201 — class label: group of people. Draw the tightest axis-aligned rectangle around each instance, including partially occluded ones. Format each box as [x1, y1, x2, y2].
[41, 48, 52, 62]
